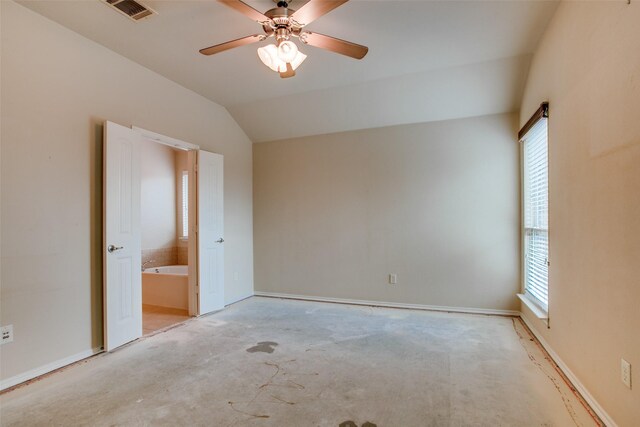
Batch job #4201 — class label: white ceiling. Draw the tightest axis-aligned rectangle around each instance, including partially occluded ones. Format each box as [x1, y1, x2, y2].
[18, 0, 558, 141]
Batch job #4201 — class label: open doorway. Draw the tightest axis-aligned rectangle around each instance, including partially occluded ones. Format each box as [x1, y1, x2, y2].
[139, 138, 191, 334]
[103, 122, 225, 351]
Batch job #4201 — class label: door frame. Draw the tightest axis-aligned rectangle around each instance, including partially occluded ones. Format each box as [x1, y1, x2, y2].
[132, 126, 199, 151]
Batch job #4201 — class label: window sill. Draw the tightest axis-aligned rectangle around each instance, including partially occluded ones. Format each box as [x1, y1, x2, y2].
[517, 293, 549, 322]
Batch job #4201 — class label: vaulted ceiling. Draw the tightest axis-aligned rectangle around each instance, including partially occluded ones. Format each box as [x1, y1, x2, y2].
[19, 0, 558, 141]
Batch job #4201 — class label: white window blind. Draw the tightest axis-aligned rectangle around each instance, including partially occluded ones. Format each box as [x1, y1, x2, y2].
[523, 118, 549, 311]
[181, 171, 189, 238]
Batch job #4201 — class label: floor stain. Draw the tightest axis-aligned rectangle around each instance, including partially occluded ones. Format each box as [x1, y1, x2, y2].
[227, 401, 270, 419]
[269, 394, 295, 405]
[247, 341, 278, 353]
[339, 422, 377, 427]
[225, 359, 301, 422]
[259, 361, 305, 390]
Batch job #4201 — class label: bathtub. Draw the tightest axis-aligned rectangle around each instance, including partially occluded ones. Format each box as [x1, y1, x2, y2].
[142, 265, 188, 310]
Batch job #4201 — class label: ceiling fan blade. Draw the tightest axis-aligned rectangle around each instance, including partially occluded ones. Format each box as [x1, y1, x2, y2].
[290, 0, 348, 26]
[279, 63, 296, 79]
[217, 0, 271, 23]
[300, 31, 368, 59]
[200, 34, 265, 56]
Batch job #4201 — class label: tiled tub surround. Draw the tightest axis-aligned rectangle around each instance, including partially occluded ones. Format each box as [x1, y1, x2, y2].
[177, 246, 188, 265]
[142, 247, 186, 268]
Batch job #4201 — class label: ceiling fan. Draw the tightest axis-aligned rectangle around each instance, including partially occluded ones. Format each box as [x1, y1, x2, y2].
[200, 0, 369, 78]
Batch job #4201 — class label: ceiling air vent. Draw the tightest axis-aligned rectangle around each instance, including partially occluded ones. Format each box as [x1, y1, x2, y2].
[103, 0, 156, 21]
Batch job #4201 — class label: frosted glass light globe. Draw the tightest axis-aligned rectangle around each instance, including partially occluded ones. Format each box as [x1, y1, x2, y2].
[277, 41, 299, 63]
[257, 44, 280, 72]
[257, 44, 307, 74]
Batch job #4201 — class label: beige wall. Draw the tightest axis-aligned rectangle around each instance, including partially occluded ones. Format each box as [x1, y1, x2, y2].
[519, 2, 640, 425]
[0, 1, 253, 383]
[140, 140, 177, 251]
[254, 113, 520, 311]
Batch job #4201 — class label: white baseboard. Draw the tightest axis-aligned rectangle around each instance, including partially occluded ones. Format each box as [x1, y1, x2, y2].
[253, 291, 521, 316]
[1, 347, 103, 392]
[519, 314, 617, 427]
[225, 293, 254, 307]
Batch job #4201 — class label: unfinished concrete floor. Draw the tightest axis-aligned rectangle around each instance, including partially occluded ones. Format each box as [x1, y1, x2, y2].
[0, 297, 599, 426]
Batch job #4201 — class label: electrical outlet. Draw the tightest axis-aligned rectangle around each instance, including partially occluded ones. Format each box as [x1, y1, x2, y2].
[1, 325, 13, 345]
[621, 358, 632, 389]
[388, 273, 397, 285]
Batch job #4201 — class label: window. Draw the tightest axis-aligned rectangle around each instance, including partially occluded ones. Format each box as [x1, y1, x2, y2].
[522, 109, 549, 312]
[181, 171, 189, 238]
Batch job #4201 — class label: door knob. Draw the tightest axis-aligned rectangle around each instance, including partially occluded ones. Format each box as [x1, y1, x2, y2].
[108, 245, 124, 253]
[216, 238, 224, 243]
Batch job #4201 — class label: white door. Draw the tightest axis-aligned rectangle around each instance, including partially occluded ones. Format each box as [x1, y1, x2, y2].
[103, 121, 142, 350]
[197, 150, 224, 314]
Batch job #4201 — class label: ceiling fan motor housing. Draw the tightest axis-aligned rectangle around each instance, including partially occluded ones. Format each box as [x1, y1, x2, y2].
[264, 6, 301, 45]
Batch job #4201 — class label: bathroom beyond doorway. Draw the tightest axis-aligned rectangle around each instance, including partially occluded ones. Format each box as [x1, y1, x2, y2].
[139, 138, 191, 335]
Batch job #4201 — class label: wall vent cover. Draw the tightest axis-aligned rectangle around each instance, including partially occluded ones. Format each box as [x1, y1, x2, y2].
[103, 0, 156, 21]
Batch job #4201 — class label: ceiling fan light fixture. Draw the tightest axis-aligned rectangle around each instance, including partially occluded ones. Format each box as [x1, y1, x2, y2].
[257, 43, 307, 74]
[202, 0, 369, 78]
[257, 44, 280, 72]
[277, 40, 298, 63]
[285, 50, 307, 72]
